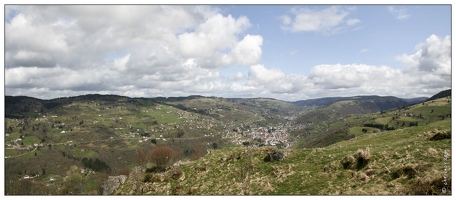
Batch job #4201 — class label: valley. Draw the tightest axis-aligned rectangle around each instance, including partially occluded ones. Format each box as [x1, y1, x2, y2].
[3, 90, 452, 195]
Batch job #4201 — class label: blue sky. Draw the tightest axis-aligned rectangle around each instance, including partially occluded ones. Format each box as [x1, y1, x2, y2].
[3, 4, 452, 101]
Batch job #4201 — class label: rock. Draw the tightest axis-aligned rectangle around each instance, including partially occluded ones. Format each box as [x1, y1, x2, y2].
[102, 175, 127, 195]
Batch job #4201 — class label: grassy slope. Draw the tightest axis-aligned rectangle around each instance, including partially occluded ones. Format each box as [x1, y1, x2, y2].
[4, 95, 304, 187]
[120, 118, 451, 195]
[295, 97, 451, 148]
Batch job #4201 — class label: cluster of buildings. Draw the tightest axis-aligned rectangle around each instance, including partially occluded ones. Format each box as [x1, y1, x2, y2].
[223, 124, 293, 148]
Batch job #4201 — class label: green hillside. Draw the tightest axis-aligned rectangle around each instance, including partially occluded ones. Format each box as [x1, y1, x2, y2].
[4, 93, 451, 195]
[108, 118, 451, 195]
[293, 96, 451, 148]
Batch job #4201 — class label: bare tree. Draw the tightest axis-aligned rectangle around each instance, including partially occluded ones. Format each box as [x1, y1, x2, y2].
[149, 145, 175, 171]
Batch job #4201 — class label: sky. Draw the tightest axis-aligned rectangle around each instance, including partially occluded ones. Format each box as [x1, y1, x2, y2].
[3, 3, 452, 101]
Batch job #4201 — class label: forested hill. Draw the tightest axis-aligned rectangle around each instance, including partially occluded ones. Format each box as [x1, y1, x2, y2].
[290, 95, 411, 110]
[427, 89, 451, 101]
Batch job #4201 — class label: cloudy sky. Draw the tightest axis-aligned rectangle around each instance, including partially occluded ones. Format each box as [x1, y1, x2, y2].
[3, 4, 452, 101]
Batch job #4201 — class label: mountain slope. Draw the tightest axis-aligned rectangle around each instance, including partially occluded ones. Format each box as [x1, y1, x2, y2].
[427, 89, 451, 101]
[293, 96, 410, 125]
[292, 94, 451, 149]
[401, 97, 429, 105]
[291, 96, 410, 109]
[107, 118, 451, 195]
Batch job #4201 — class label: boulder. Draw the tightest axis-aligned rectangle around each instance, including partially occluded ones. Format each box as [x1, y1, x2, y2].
[102, 175, 127, 195]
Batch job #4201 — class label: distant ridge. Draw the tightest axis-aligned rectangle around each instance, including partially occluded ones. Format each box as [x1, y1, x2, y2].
[401, 97, 429, 105]
[426, 89, 451, 101]
[291, 95, 409, 109]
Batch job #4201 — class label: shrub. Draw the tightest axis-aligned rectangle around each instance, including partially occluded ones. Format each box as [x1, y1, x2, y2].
[353, 147, 370, 170]
[392, 164, 430, 179]
[428, 130, 451, 141]
[264, 150, 284, 162]
[392, 165, 417, 179]
[324, 161, 339, 172]
[340, 155, 356, 169]
[340, 147, 370, 170]
[149, 145, 175, 171]
[404, 177, 452, 195]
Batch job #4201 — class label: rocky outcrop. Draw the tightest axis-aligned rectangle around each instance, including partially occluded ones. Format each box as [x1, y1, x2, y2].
[102, 166, 147, 195]
[102, 175, 127, 195]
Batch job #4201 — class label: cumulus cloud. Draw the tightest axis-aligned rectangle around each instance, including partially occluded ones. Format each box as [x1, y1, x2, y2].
[235, 34, 451, 100]
[387, 6, 411, 20]
[397, 35, 451, 75]
[231, 35, 263, 66]
[177, 14, 250, 58]
[280, 6, 361, 34]
[4, 5, 263, 99]
[3, 5, 450, 101]
[395, 34, 451, 89]
[230, 72, 245, 81]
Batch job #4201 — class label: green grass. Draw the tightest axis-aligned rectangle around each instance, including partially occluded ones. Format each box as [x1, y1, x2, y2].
[375, 117, 392, 124]
[5, 132, 21, 141]
[131, 118, 451, 195]
[22, 136, 41, 146]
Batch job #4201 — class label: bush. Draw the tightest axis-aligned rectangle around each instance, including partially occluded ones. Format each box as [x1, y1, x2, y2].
[392, 165, 417, 179]
[264, 150, 284, 162]
[404, 176, 452, 195]
[150, 145, 175, 171]
[428, 130, 451, 141]
[340, 155, 356, 169]
[353, 147, 370, 170]
[392, 164, 430, 179]
[340, 147, 370, 170]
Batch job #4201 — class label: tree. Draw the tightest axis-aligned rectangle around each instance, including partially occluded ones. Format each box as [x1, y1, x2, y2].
[150, 138, 157, 144]
[62, 174, 84, 194]
[149, 145, 175, 171]
[176, 130, 185, 138]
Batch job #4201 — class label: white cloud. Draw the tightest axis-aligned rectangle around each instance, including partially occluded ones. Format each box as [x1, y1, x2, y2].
[4, 5, 264, 99]
[346, 18, 361, 26]
[113, 54, 131, 71]
[230, 72, 245, 81]
[396, 35, 451, 75]
[280, 6, 361, 34]
[279, 15, 291, 25]
[396, 34, 451, 88]
[387, 6, 411, 20]
[177, 14, 250, 58]
[3, 5, 450, 101]
[246, 64, 286, 86]
[230, 35, 263, 66]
